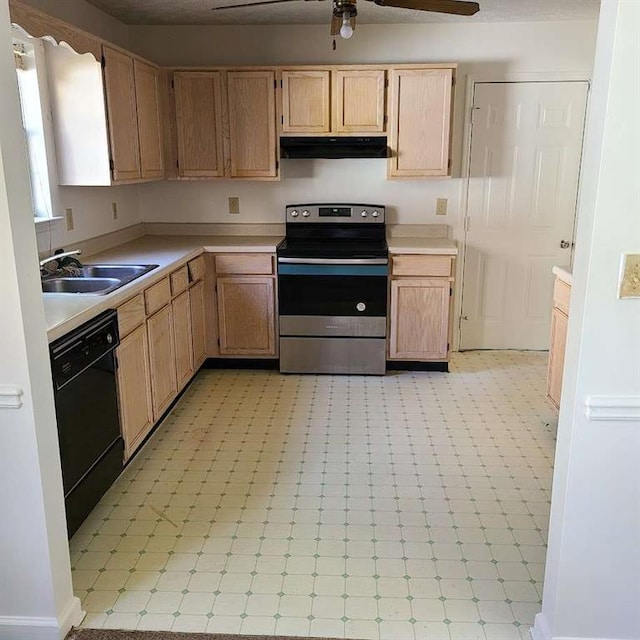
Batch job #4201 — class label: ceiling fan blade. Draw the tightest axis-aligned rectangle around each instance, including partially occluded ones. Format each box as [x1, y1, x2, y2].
[212, 0, 318, 11]
[331, 13, 341, 35]
[371, 0, 479, 15]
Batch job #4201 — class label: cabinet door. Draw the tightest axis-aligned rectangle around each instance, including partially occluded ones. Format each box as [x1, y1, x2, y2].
[217, 276, 276, 355]
[227, 71, 277, 178]
[172, 291, 194, 391]
[134, 60, 164, 179]
[389, 278, 450, 360]
[116, 324, 153, 460]
[388, 68, 453, 177]
[102, 46, 141, 181]
[190, 281, 207, 369]
[334, 69, 386, 133]
[546, 308, 569, 411]
[174, 72, 225, 177]
[281, 70, 331, 133]
[147, 305, 177, 419]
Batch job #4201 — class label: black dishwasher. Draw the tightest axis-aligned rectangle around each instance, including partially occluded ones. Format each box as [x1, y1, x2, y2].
[50, 309, 124, 538]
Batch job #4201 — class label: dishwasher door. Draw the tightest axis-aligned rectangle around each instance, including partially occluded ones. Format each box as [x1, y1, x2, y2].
[50, 310, 123, 537]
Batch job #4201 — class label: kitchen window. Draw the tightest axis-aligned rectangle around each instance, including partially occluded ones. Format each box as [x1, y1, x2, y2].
[13, 32, 58, 224]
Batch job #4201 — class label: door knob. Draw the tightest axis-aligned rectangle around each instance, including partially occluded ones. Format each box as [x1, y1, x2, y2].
[560, 240, 573, 249]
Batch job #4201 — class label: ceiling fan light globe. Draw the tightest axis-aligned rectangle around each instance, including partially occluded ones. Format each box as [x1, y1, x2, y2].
[340, 11, 353, 38]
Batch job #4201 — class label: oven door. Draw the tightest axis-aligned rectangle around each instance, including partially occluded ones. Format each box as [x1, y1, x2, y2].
[278, 258, 388, 337]
[278, 258, 388, 374]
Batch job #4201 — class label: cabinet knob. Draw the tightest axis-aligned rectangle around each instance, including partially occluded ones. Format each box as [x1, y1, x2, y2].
[560, 240, 573, 249]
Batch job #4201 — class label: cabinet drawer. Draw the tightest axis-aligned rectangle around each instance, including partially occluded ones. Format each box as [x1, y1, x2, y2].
[554, 279, 571, 315]
[144, 277, 171, 316]
[117, 294, 145, 338]
[170, 265, 189, 296]
[391, 254, 452, 277]
[188, 255, 206, 282]
[215, 253, 274, 275]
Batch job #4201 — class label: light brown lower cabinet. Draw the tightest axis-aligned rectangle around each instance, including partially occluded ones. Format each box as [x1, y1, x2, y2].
[389, 278, 451, 360]
[546, 277, 571, 411]
[116, 324, 153, 460]
[217, 276, 276, 355]
[190, 280, 207, 368]
[172, 290, 194, 391]
[147, 304, 177, 419]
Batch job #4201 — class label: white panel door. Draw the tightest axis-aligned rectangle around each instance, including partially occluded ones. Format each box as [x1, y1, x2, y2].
[461, 81, 588, 350]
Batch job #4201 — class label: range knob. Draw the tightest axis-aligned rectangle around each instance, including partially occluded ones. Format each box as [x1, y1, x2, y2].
[302, 210, 310, 217]
[372, 210, 379, 218]
[361, 210, 368, 218]
[290, 210, 299, 218]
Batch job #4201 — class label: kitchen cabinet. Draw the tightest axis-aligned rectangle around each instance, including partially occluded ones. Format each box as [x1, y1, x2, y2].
[388, 67, 454, 178]
[102, 46, 141, 181]
[388, 254, 455, 363]
[281, 70, 331, 133]
[147, 303, 177, 420]
[173, 71, 225, 177]
[172, 290, 194, 391]
[227, 70, 278, 177]
[190, 280, 207, 369]
[214, 253, 276, 357]
[547, 276, 571, 411]
[217, 277, 276, 355]
[133, 59, 165, 179]
[334, 69, 386, 133]
[116, 324, 153, 460]
[281, 67, 386, 135]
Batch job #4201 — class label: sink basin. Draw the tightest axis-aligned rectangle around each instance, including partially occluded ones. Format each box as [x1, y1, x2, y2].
[42, 263, 159, 295]
[79, 264, 156, 279]
[42, 277, 121, 294]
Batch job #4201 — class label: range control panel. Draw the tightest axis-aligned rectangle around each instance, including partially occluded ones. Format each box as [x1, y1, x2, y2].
[286, 204, 385, 224]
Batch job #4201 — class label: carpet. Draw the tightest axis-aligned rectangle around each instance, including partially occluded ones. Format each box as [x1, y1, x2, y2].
[66, 629, 346, 640]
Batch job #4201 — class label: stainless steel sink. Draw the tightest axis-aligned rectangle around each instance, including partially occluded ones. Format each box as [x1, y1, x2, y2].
[42, 277, 121, 294]
[79, 264, 156, 279]
[42, 263, 159, 295]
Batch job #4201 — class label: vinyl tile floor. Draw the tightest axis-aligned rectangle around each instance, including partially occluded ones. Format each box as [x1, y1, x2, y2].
[71, 351, 556, 640]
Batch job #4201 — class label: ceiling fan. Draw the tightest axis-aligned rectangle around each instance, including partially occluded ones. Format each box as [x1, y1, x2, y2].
[211, 0, 480, 41]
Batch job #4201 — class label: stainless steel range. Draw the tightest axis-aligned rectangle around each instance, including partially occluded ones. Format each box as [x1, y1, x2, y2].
[277, 203, 388, 375]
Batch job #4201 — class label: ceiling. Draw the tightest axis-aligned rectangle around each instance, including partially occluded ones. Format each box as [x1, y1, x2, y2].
[84, 0, 601, 26]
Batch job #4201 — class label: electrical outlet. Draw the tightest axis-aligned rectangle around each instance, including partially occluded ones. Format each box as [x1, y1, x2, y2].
[111, 202, 118, 220]
[436, 198, 448, 216]
[65, 208, 74, 231]
[228, 197, 240, 215]
[619, 253, 640, 298]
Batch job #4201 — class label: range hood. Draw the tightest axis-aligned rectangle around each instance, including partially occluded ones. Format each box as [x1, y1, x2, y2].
[280, 136, 388, 159]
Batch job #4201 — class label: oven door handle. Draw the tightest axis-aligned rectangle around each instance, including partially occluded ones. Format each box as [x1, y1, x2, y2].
[278, 257, 388, 265]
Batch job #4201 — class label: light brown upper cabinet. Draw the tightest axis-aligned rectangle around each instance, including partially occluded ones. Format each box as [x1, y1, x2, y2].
[334, 69, 386, 133]
[388, 67, 454, 178]
[133, 60, 164, 179]
[227, 71, 278, 178]
[102, 47, 141, 181]
[281, 70, 331, 133]
[174, 72, 225, 177]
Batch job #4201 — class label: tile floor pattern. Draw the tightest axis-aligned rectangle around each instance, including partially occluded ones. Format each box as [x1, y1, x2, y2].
[71, 351, 556, 640]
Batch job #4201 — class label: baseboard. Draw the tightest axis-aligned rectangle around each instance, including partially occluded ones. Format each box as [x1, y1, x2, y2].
[0, 595, 83, 640]
[530, 612, 620, 640]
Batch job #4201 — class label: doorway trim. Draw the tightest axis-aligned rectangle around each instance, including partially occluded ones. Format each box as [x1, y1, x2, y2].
[454, 71, 591, 351]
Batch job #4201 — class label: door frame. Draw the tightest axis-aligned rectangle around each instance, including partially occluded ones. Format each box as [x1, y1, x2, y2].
[454, 72, 591, 351]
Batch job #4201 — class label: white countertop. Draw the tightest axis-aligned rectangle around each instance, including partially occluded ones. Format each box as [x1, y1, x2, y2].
[552, 265, 573, 286]
[44, 235, 282, 342]
[387, 237, 458, 255]
[44, 232, 458, 342]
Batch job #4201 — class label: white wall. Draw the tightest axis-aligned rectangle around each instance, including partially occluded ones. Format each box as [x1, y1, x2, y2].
[133, 20, 598, 230]
[0, 0, 81, 637]
[533, 1, 640, 639]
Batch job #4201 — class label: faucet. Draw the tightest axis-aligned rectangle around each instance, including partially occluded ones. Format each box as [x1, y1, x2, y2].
[40, 249, 82, 275]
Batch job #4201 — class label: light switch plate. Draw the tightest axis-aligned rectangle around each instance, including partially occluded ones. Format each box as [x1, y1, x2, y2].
[619, 253, 640, 298]
[111, 202, 118, 220]
[228, 197, 240, 215]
